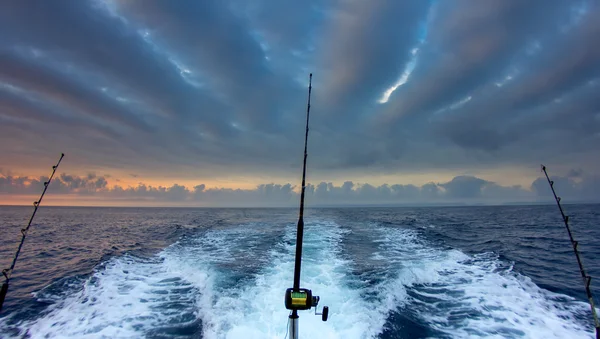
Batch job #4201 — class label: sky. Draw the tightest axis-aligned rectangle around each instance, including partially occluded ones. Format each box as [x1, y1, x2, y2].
[1, 0, 599, 207]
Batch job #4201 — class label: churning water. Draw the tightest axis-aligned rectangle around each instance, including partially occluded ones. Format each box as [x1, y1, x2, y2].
[0, 205, 598, 338]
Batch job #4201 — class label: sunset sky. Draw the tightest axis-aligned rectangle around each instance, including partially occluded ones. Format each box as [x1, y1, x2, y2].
[1, 0, 599, 206]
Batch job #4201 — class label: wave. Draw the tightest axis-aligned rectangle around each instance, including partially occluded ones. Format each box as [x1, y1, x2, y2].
[1, 219, 596, 338]
[367, 225, 595, 338]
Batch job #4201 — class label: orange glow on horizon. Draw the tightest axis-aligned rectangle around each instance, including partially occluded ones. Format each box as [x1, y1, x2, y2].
[0, 164, 540, 207]
[0, 194, 212, 207]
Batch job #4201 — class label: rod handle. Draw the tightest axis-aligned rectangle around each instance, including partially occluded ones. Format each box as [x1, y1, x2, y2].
[0, 281, 8, 313]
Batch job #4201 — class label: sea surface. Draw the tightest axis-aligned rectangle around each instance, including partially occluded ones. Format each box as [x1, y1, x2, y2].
[0, 205, 599, 338]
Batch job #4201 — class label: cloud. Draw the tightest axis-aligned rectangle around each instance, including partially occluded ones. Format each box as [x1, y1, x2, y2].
[317, 1, 429, 123]
[2, 172, 598, 206]
[0, 0, 599, 183]
[530, 172, 600, 201]
[440, 176, 488, 199]
[381, 0, 572, 123]
[567, 169, 584, 178]
[112, 0, 298, 133]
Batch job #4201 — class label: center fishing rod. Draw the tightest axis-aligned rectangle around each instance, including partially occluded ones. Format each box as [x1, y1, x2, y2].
[283, 74, 328, 339]
[541, 165, 599, 339]
[0, 153, 64, 313]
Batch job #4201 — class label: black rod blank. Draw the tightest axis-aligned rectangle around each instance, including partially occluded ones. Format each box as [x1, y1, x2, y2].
[292, 74, 312, 293]
[541, 165, 599, 338]
[0, 153, 64, 312]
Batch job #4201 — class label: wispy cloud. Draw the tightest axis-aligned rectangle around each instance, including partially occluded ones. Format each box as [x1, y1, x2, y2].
[1, 0, 598, 196]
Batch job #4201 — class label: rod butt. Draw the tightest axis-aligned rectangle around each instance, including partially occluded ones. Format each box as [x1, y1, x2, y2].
[289, 312, 299, 339]
[0, 281, 8, 313]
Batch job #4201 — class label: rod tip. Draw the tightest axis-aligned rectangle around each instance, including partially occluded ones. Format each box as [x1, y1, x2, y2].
[309, 73, 312, 77]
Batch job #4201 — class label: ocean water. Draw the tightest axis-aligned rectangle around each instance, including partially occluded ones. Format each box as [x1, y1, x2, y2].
[0, 205, 599, 338]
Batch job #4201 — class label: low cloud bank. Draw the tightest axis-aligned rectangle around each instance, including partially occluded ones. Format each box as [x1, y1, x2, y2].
[2, 171, 599, 207]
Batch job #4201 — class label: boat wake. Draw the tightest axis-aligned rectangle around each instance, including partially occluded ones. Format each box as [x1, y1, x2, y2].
[1, 219, 595, 338]
[366, 225, 594, 338]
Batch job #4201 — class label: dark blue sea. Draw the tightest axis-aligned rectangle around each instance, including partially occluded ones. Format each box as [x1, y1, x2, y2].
[0, 205, 599, 338]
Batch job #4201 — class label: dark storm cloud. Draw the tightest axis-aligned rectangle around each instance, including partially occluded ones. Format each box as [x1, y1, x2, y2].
[1, 0, 599, 191]
[1, 1, 199, 115]
[531, 173, 600, 201]
[381, 0, 572, 123]
[427, 0, 600, 154]
[0, 0, 239, 173]
[0, 51, 150, 132]
[113, 0, 300, 132]
[317, 1, 429, 124]
[568, 169, 584, 179]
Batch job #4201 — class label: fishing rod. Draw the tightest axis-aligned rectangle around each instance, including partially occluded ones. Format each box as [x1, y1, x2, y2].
[0, 153, 64, 313]
[541, 165, 599, 339]
[284, 74, 328, 339]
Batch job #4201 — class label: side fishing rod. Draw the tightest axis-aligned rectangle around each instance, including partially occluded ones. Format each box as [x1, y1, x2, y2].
[0, 153, 64, 313]
[541, 165, 600, 339]
[284, 74, 328, 339]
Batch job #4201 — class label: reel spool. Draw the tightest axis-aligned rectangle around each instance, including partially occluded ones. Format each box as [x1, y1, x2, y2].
[284, 288, 329, 321]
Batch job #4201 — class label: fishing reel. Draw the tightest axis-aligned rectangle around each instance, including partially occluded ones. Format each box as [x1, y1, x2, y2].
[284, 288, 329, 321]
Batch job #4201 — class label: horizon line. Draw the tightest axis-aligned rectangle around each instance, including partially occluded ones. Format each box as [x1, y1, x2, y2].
[2, 201, 599, 209]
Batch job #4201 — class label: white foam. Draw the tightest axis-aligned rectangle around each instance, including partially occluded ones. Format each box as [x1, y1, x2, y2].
[5, 220, 594, 339]
[6, 221, 390, 338]
[11, 255, 207, 338]
[6, 226, 264, 338]
[198, 220, 388, 339]
[370, 226, 596, 338]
